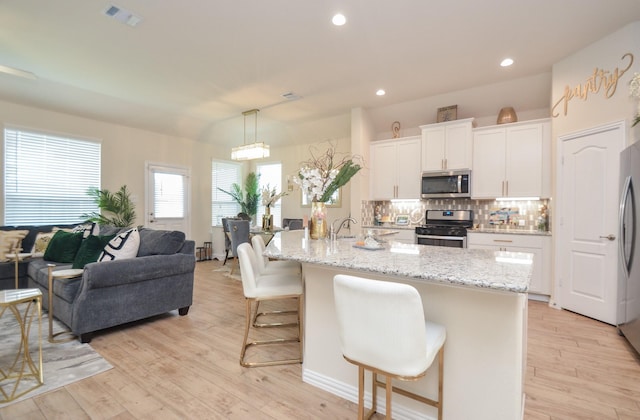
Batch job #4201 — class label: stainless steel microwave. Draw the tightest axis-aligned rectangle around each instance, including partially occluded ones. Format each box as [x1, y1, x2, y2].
[421, 170, 471, 199]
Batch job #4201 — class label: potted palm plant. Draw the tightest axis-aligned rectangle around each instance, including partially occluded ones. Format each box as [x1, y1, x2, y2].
[83, 185, 137, 228]
[218, 172, 261, 222]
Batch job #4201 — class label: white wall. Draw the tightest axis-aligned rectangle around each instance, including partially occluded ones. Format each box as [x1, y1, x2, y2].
[552, 21, 640, 145]
[0, 99, 220, 246]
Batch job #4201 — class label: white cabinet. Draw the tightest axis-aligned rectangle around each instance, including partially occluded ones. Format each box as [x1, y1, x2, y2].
[472, 119, 550, 199]
[420, 118, 474, 171]
[370, 136, 421, 200]
[467, 232, 552, 295]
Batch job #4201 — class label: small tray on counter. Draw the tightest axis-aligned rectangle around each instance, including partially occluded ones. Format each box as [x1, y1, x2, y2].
[353, 244, 385, 251]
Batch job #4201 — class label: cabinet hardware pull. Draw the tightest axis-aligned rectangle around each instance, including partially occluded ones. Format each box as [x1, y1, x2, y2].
[505, 180, 509, 196]
[494, 240, 513, 243]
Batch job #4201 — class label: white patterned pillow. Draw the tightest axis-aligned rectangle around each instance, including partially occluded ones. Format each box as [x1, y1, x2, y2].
[72, 222, 99, 238]
[98, 228, 140, 261]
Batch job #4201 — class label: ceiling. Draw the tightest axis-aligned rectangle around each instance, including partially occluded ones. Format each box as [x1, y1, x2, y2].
[1, 0, 639, 145]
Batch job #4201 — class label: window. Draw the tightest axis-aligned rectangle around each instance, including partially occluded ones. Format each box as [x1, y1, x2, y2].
[256, 163, 283, 228]
[212, 160, 241, 226]
[153, 172, 185, 218]
[4, 127, 101, 225]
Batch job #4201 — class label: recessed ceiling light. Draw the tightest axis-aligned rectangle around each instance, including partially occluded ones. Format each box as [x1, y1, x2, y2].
[376, 89, 386, 96]
[500, 58, 514, 67]
[332, 13, 346, 26]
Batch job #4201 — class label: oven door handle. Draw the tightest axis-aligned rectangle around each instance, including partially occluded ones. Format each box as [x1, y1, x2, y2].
[416, 234, 465, 241]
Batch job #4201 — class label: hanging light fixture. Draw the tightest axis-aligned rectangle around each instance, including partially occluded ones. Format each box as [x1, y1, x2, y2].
[231, 109, 270, 160]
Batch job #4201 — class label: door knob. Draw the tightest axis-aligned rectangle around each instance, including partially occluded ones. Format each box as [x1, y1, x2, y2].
[599, 234, 616, 241]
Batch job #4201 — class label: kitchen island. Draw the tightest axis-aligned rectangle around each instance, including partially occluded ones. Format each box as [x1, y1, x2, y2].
[264, 230, 533, 420]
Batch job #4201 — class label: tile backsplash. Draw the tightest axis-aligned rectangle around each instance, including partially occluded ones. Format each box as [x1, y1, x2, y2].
[361, 198, 551, 232]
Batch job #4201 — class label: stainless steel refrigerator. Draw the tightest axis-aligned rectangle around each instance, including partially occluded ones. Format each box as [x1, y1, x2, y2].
[618, 141, 640, 355]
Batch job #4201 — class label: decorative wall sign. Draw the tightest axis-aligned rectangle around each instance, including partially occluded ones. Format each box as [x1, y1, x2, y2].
[437, 105, 457, 122]
[552, 53, 634, 118]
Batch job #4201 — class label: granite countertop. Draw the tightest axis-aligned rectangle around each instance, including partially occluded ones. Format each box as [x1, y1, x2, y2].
[265, 230, 533, 293]
[469, 227, 552, 236]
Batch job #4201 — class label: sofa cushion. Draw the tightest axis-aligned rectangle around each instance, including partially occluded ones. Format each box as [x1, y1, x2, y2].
[0, 229, 30, 262]
[98, 228, 140, 261]
[43, 230, 84, 263]
[72, 234, 116, 269]
[137, 229, 186, 257]
[98, 225, 125, 237]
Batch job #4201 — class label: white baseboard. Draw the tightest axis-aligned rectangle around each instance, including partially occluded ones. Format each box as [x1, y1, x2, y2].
[302, 368, 437, 420]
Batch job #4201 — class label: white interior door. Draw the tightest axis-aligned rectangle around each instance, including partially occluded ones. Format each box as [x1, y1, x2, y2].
[557, 122, 624, 324]
[146, 163, 190, 237]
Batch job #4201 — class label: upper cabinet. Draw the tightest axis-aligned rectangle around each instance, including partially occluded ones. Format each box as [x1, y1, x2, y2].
[370, 136, 422, 200]
[472, 119, 551, 199]
[420, 118, 474, 172]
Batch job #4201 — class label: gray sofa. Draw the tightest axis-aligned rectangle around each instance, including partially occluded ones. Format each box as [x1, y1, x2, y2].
[2, 225, 195, 343]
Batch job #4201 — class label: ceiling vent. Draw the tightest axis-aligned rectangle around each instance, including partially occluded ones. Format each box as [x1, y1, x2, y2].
[103, 4, 142, 27]
[281, 92, 302, 101]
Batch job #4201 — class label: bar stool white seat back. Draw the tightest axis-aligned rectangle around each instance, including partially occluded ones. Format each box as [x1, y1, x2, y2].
[251, 235, 301, 275]
[333, 274, 446, 420]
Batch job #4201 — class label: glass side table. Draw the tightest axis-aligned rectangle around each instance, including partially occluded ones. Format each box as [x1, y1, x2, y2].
[6, 251, 33, 289]
[0, 288, 43, 403]
[46, 265, 83, 343]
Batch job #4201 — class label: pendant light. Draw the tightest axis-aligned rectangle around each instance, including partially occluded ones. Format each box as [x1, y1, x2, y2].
[231, 109, 270, 160]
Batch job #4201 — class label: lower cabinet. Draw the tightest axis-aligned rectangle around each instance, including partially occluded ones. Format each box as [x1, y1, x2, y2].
[467, 232, 551, 296]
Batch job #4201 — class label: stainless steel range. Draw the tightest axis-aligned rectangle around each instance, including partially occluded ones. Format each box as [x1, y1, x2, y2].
[415, 209, 474, 248]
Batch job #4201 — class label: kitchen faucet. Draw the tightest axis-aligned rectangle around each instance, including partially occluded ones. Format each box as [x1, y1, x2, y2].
[331, 217, 357, 240]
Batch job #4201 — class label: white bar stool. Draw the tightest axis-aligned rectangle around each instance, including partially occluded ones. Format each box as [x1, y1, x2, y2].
[333, 274, 446, 420]
[237, 243, 303, 367]
[251, 235, 301, 276]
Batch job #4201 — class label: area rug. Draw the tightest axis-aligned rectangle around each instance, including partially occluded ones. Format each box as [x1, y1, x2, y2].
[0, 308, 113, 407]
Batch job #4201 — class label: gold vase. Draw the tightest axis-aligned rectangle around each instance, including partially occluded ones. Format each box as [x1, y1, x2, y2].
[262, 206, 273, 231]
[497, 107, 518, 124]
[309, 201, 327, 240]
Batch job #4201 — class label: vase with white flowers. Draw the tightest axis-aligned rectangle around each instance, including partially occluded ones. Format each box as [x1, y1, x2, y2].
[261, 185, 287, 231]
[630, 72, 640, 127]
[294, 142, 362, 239]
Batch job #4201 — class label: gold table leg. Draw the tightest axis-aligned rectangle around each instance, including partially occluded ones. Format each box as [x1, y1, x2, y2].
[0, 290, 43, 403]
[46, 265, 81, 343]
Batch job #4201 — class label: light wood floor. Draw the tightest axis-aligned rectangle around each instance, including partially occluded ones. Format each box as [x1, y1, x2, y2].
[2, 259, 639, 419]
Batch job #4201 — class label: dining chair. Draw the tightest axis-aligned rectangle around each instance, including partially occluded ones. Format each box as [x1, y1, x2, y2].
[226, 219, 250, 275]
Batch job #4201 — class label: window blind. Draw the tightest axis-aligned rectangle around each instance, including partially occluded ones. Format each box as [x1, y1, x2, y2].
[212, 160, 241, 226]
[153, 172, 185, 218]
[4, 128, 101, 225]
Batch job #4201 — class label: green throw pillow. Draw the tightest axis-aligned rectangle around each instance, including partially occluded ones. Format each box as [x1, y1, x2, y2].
[43, 230, 84, 263]
[72, 234, 116, 269]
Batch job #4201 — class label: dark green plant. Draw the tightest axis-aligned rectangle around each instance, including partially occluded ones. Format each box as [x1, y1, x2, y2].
[218, 172, 260, 217]
[83, 185, 137, 227]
